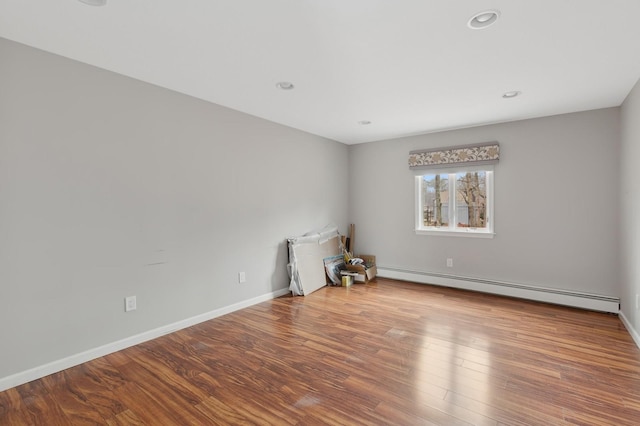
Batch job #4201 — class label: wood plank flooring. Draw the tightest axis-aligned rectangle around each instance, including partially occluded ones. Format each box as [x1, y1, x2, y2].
[2, 278, 640, 425]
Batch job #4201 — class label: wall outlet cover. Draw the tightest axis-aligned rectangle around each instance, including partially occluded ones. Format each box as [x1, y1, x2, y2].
[125, 296, 137, 312]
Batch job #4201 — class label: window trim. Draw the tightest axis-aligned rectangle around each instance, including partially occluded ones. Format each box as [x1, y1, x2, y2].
[414, 169, 495, 238]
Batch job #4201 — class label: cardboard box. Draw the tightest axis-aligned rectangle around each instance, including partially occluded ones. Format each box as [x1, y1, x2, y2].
[345, 254, 377, 283]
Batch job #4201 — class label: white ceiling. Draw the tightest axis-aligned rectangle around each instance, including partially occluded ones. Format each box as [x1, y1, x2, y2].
[2, 0, 640, 144]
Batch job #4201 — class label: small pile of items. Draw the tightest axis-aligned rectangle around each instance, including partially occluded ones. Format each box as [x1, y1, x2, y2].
[323, 224, 377, 287]
[341, 252, 377, 286]
[287, 224, 376, 296]
[325, 252, 377, 287]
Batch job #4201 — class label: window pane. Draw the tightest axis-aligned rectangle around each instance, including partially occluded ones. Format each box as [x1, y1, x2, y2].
[421, 174, 449, 227]
[455, 172, 487, 229]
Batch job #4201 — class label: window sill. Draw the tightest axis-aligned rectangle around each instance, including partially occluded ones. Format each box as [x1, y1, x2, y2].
[415, 229, 495, 239]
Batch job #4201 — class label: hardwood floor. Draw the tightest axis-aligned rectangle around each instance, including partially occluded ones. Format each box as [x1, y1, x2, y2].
[2, 278, 640, 425]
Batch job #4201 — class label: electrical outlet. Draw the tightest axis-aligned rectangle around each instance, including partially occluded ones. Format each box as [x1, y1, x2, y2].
[447, 258, 453, 268]
[238, 272, 246, 283]
[125, 296, 137, 312]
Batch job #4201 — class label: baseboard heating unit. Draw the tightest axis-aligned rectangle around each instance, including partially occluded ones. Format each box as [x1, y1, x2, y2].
[377, 267, 620, 314]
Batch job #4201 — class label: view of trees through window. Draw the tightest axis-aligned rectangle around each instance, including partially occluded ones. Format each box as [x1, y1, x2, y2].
[421, 171, 488, 229]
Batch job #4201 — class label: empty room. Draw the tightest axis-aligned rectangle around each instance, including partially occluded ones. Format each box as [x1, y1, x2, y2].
[1, 1, 640, 424]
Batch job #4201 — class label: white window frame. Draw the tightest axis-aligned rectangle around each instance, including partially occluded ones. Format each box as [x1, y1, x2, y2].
[414, 168, 494, 238]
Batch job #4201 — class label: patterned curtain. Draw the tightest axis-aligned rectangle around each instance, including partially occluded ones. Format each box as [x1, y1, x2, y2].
[409, 142, 499, 169]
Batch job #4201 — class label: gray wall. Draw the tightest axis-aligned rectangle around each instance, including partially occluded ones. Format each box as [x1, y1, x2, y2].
[621, 77, 640, 338]
[0, 38, 349, 379]
[349, 108, 620, 297]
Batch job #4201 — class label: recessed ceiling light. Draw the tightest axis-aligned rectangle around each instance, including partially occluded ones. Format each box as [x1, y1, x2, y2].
[467, 10, 500, 29]
[78, 0, 107, 6]
[502, 91, 522, 99]
[275, 82, 295, 90]
[358, 120, 371, 125]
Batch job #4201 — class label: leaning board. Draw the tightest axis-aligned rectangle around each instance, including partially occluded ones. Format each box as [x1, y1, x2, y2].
[288, 229, 341, 296]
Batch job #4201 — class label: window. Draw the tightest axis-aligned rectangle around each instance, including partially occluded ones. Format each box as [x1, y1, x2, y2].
[415, 169, 494, 237]
[409, 142, 498, 237]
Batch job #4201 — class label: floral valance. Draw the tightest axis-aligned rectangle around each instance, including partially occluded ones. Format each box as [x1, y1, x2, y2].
[409, 142, 500, 169]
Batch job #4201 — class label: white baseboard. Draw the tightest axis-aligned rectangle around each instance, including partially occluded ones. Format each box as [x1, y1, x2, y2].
[377, 267, 620, 314]
[0, 287, 291, 393]
[619, 311, 640, 350]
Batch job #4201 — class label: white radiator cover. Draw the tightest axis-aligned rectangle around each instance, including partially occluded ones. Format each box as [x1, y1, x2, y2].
[378, 267, 620, 313]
